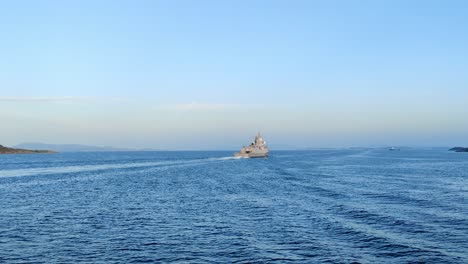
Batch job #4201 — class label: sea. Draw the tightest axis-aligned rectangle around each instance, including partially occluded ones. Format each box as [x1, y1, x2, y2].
[0, 149, 467, 263]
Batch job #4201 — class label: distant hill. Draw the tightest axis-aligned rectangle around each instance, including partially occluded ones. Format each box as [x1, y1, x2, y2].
[14, 142, 133, 152]
[0, 144, 55, 154]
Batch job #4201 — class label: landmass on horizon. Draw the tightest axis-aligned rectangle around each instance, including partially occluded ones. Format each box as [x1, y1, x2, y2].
[12, 142, 161, 152]
[449, 147, 468, 152]
[0, 144, 55, 154]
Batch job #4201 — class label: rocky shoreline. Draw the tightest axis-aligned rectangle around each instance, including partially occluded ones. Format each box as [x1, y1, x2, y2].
[0, 145, 56, 154]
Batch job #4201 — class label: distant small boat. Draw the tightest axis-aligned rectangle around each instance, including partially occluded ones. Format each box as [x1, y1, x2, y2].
[388, 147, 400, 151]
[234, 133, 269, 158]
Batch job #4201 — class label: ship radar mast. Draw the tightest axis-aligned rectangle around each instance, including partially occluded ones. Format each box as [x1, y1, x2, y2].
[255, 132, 266, 146]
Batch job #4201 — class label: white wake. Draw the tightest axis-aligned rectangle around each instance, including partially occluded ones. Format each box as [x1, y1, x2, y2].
[0, 156, 242, 178]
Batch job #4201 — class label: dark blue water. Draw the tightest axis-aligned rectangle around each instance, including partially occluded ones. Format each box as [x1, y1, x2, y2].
[1, 149, 467, 263]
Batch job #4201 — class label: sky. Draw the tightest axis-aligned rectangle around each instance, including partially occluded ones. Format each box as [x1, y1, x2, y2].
[1, 0, 467, 149]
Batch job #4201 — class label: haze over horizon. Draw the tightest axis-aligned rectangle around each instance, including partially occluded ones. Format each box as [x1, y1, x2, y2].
[1, 1, 468, 150]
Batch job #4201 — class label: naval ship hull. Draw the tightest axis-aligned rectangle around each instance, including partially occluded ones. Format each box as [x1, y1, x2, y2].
[235, 133, 269, 158]
[234, 152, 269, 158]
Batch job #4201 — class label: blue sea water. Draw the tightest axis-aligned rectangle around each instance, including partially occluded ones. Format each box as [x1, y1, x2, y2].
[0, 149, 467, 263]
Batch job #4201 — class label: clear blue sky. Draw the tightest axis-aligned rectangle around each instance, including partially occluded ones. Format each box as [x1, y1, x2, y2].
[1, 0, 467, 149]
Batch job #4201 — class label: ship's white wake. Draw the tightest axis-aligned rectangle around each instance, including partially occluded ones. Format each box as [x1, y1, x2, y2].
[0, 156, 243, 178]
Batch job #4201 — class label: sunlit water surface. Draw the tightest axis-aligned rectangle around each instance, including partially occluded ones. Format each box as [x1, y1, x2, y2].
[1, 150, 467, 263]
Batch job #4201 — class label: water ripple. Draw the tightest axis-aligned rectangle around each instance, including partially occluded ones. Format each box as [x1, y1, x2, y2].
[0, 150, 467, 263]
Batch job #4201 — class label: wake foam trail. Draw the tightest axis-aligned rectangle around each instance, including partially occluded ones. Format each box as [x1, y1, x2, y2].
[0, 156, 241, 178]
[0, 161, 170, 178]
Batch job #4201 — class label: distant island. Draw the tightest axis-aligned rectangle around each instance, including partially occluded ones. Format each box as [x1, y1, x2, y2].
[449, 147, 468, 152]
[14, 142, 133, 152]
[0, 144, 56, 154]
[13, 142, 160, 152]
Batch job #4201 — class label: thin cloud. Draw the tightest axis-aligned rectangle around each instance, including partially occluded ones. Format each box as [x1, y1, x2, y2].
[0, 96, 125, 102]
[163, 102, 265, 111]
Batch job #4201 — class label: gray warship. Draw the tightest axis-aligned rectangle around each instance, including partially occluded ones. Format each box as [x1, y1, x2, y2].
[234, 133, 269, 158]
